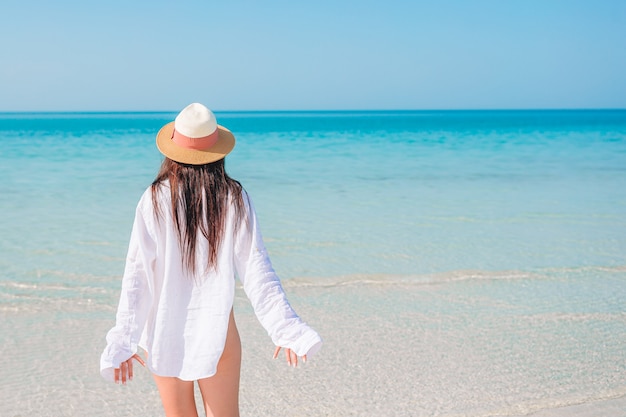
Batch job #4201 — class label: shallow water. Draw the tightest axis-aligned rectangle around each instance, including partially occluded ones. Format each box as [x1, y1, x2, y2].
[1, 110, 625, 416]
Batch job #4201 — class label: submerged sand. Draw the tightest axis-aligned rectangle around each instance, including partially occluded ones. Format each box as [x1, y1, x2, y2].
[1, 277, 625, 417]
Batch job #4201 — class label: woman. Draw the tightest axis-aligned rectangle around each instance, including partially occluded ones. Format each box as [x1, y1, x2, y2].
[100, 103, 322, 417]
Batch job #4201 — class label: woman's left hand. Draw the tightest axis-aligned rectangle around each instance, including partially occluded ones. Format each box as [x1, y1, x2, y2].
[114, 353, 146, 384]
[273, 346, 307, 368]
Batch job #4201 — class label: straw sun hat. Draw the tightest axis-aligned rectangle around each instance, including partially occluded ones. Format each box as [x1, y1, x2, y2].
[156, 103, 235, 165]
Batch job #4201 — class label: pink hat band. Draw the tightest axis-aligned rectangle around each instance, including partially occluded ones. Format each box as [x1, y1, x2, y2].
[171, 128, 219, 151]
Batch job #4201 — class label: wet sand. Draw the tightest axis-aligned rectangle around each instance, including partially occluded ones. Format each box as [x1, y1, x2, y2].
[1, 279, 625, 417]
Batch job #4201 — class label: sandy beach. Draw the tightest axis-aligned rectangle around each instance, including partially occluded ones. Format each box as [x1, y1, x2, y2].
[2, 275, 625, 417]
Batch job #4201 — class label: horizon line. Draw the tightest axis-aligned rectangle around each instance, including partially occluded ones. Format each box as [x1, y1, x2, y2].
[1, 107, 626, 114]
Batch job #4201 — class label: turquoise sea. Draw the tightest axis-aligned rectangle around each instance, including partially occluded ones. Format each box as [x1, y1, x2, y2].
[1, 110, 625, 416]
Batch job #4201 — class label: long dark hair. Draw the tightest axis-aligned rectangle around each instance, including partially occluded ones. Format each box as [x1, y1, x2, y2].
[151, 157, 245, 275]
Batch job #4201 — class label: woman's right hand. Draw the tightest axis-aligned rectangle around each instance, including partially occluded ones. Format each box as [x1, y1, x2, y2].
[114, 353, 146, 384]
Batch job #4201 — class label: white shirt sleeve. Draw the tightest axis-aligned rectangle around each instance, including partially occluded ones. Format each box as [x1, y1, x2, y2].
[234, 193, 322, 357]
[100, 201, 156, 382]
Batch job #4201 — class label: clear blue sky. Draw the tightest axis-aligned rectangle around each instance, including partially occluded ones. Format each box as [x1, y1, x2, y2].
[1, 0, 625, 111]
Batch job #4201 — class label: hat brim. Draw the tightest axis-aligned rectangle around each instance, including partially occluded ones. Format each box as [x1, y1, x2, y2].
[156, 121, 236, 165]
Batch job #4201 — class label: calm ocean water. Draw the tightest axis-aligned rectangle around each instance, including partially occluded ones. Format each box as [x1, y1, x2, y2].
[1, 110, 625, 416]
[2, 110, 625, 281]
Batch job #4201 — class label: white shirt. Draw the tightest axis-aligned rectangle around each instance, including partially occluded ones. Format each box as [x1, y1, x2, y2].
[100, 184, 322, 382]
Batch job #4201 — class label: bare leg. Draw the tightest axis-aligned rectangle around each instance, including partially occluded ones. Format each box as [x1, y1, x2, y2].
[198, 309, 242, 417]
[153, 374, 199, 417]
